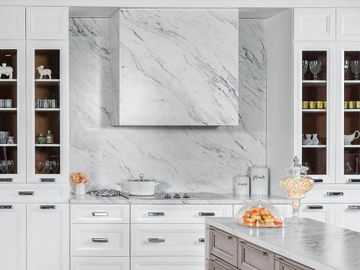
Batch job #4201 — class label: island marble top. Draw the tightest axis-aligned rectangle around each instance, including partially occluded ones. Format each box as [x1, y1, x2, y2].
[206, 217, 360, 270]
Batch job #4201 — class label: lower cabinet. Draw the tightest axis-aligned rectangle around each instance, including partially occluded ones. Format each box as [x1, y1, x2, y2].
[0, 203, 26, 270]
[27, 204, 69, 270]
[0, 203, 69, 270]
[71, 257, 129, 270]
[238, 241, 274, 270]
[300, 204, 336, 225]
[131, 256, 205, 270]
[275, 256, 313, 270]
[334, 204, 360, 232]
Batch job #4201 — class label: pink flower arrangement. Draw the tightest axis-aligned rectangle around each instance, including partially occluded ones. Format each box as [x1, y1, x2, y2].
[69, 172, 88, 184]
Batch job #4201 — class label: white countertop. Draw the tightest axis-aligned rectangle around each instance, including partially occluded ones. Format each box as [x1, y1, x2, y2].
[70, 193, 290, 205]
[206, 217, 360, 270]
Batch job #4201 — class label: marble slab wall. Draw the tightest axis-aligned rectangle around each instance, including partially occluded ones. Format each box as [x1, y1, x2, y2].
[69, 16, 266, 193]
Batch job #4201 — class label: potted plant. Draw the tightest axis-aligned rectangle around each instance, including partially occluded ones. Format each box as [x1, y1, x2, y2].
[70, 172, 88, 196]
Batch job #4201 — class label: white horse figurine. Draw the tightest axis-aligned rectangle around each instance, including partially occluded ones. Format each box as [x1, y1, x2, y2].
[37, 65, 52, 80]
[0, 63, 13, 79]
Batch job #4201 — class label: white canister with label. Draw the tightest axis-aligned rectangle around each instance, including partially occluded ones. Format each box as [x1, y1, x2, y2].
[233, 176, 250, 195]
[250, 167, 269, 196]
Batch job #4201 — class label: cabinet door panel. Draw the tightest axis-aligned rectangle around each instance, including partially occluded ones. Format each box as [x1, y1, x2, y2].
[336, 204, 360, 232]
[337, 9, 360, 41]
[300, 204, 335, 225]
[71, 257, 129, 270]
[0, 7, 25, 39]
[27, 204, 69, 270]
[131, 257, 204, 270]
[0, 204, 26, 270]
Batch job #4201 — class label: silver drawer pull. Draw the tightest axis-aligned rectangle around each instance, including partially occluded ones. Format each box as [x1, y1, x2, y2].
[198, 212, 215, 216]
[348, 179, 360, 183]
[92, 212, 108, 216]
[245, 245, 268, 257]
[18, 191, 34, 196]
[40, 205, 56, 210]
[327, 192, 344, 196]
[148, 212, 165, 216]
[0, 178, 13, 182]
[307, 205, 323, 210]
[0, 205, 13, 209]
[40, 178, 55, 182]
[313, 179, 323, 183]
[147, 238, 165, 243]
[198, 238, 205, 243]
[92, 238, 109, 243]
[348, 205, 360, 210]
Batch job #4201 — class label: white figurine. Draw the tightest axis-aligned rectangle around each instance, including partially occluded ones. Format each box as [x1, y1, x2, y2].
[0, 63, 13, 79]
[37, 65, 52, 80]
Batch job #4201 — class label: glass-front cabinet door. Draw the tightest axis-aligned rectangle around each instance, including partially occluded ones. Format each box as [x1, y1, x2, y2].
[337, 44, 360, 183]
[27, 41, 68, 183]
[294, 43, 335, 183]
[0, 41, 26, 182]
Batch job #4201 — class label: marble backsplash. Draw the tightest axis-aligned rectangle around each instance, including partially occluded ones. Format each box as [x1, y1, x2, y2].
[69, 16, 266, 193]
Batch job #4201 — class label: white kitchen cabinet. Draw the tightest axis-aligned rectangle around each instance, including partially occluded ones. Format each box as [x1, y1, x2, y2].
[300, 204, 336, 225]
[0, 7, 25, 39]
[26, 40, 69, 183]
[26, 7, 68, 40]
[337, 9, 360, 41]
[27, 203, 69, 270]
[0, 204, 26, 270]
[110, 9, 238, 126]
[71, 257, 129, 270]
[131, 256, 205, 270]
[71, 204, 130, 224]
[294, 8, 336, 41]
[336, 204, 360, 232]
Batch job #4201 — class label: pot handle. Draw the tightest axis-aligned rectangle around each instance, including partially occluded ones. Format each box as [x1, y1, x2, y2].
[355, 130, 360, 140]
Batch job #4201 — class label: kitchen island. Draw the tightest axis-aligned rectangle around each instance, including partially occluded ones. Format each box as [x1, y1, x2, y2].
[206, 217, 360, 270]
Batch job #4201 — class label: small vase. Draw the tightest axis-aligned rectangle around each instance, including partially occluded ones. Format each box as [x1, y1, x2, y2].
[311, 134, 319, 145]
[303, 134, 312, 145]
[75, 183, 86, 196]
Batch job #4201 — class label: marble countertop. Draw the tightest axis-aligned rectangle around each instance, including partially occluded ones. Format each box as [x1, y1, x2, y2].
[207, 217, 360, 270]
[70, 193, 290, 205]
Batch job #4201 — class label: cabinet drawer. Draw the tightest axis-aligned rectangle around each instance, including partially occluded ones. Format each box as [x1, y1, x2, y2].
[131, 224, 205, 256]
[131, 204, 232, 223]
[238, 241, 274, 270]
[0, 184, 68, 203]
[275, 256, 313, 270]
[294, 8, 335, 41]
[207, 255, 237, 270]
[131, 256, 204, 270]
[71, 204, 129, 224]
[71, 224, 129, 256]
[71, 257, 129, 270]
[208, 227, 237, 267]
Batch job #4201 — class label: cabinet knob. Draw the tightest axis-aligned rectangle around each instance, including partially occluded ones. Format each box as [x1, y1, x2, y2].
[348, 205, 360, 210]
[326, 192, 344, 197]
[40, 205, 56, 210]
[198, 238, 205, 243]
[92, 212, 108, 216]
[148, 212, 165, 216]
[147, 238, 165, 243]
[0, 205, 13, 209]
[0, 178, 13, 182]
[92, 238, 109, 243]
[306, 205, 323, 210]
[198, 212, 215, 216]
[18, 191, 34, 196]
[313, 179, 323, 183]
[40, 178, 55, 183]
[348, 179, 360, 183]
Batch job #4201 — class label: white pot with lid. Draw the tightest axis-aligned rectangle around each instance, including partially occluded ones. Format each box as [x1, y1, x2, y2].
[128, 173, 159, 196]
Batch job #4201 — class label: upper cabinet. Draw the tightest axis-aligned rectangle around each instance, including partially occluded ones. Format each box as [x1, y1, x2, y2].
[337, 9, 360, 41]
[26, 7, 68, 40]
[294, 8, 336, 41]
[110, 9, 239, 126]
[0, 7, 25, 40]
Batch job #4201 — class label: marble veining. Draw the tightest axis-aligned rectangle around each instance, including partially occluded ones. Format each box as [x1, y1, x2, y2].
[117, 9, 239, 126]
[69, 17, 267, 193]
[207, 218, 360, 270]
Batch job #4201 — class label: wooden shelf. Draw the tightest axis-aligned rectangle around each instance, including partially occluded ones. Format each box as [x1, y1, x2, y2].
[302, 80, 327, 85]
[35, 79, 60, 86]
[344, 145, 360, 148]
[0, 144, 17, 147]
[0, 108, 17, 111]
[345, 109, 360, 112]
[302, 145, 326, 148]
[345, 80, 360, 85]
[302, 109, 326, 112]
[35, 108, 60, 112]
[35, 144, 60, 147]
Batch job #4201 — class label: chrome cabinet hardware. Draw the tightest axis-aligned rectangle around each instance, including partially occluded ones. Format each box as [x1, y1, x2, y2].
[245, 244, 268, 257]
[198, 238, 205, 243]
[148, 212, 165, 216]
[0, 178, 12, 182]
[348, 205, 360, 210]
[18, 191, 34, 196]
[348, 179, 360, 183]
[92, 238, 109, 243]
[147, 238, 165, 243]
[198, 212, 215, 216]
[313, 179, 323, 183]
[92, 212, 109, 216]
[307, 205, 323, 209]
[326, 192, 344, 196]
[0, 205, 13, 209]
[40, 178, 55, 182]
[40, 205, 56, 209]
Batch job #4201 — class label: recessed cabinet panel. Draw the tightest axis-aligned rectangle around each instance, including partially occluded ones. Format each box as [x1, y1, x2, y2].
[26, 7, 68, 40]
[294, 8, 335, 41]
[0, 7, 25, 40]
[71, 257, 129, 270]
[112, 9, 238, 126]
[132, 257, 204, 270]
[337, 9, 360, 41]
